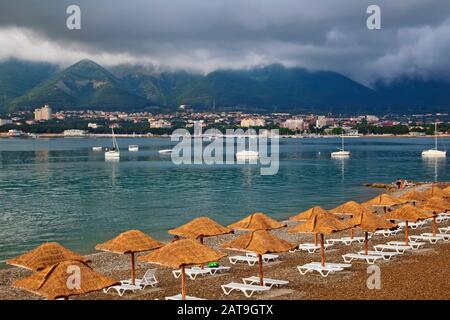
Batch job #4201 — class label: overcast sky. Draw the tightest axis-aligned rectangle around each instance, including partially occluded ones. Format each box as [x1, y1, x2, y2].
[0, 0, 450, 85]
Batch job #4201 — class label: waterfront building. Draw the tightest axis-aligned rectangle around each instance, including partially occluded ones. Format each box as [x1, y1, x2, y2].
[63, 129, 87, 137]
[0, 119, 12, 126]
[240, 118, 266, 127]
[34, 105, 52, 121]
[282, 119, 304, 131]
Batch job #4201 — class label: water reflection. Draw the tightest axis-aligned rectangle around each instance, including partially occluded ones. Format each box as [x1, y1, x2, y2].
[422, 157, 446, 182]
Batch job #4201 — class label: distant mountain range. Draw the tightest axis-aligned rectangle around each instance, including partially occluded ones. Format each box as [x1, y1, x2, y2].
[0, 58, 449, 114]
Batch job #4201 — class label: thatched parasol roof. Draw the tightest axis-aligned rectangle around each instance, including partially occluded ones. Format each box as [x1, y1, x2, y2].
[419, 197, 450, 212]
[6, 242, 90, 271]
[444, 186, 450, 193]
[329, 201, 372, 216]
[228, 212, 286, 231]
[399, 190, 428, 202]
[95, 230, 163, 254]
[383, 204, 433, 222]
[289, 206, 331, 221]
[422, 186, 449, 198]
[288, 214, 350, 235]
[168, 217, 233, 239]
[221, 230, 296, 254]
[347, 211, 397, 233]
[12, 260, 118, 300]
[362, 194, 405, 207]
[138, 239, 226, 268]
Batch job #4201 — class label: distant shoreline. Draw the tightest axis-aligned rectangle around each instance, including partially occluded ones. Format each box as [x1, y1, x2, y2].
[1, 133, 449, 139]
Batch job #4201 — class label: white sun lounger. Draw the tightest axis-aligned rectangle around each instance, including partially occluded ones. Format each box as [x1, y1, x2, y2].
[203, 266, 231, 275]
[307, 262, 352, 269]
[357, 250, 400, 260]
[326, 237, 365, 246]
[387, 241, 425, 250]
[242, 276, 289, 288]
[229, 255, 258, 266]
[421, 233, 450, 241]
[342, 253, 383, 264]
[245, 252, 279, 262]
[165, 294, 206, 300]
[297, 264, 344, 277]
[373, 244, 412, 254]
[398, 221, 426, 229]
[290, 243, 333, 253]
[121, 269, 158, 289]
[409, 235, 441, 244]
[103, 283, 142, 296]
[438, 227, 450, 234]
[172, 267, 210, 280]
[436, 216, 450, 223]
[371, 229, 401, 237]
[221, 282, 270, 298]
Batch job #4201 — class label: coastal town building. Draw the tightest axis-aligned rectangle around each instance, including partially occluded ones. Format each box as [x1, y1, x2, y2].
[34, 105, 52, 121]
[149, 119, 172, 128]
[0, 119, 12, 126]
[63, 129, 87, 137]
[282, 118, 304, 131]
[240, 118, 266, 127]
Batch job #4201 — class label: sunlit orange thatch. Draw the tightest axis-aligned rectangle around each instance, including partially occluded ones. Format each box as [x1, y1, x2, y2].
[384, 204, 433, 222]
[168, 217, 232, 239]
[6, 242, 89, 271]
[288, 214, 350, 235]
[362, 194, 405, 207]
[228, 212, 286, 231]
[221, 230, 296, 254]
[422, 186, 450, 198]
[95, 230, 163, 254]
[399, 190, 428, 202]
[290, 206, 331, 221]
[329, 201, 372, 216]
[138, 239, 226, 268]
[419, 197, 450, 212]
[12, 260, 118, 300]
[348, 211, 397, 232]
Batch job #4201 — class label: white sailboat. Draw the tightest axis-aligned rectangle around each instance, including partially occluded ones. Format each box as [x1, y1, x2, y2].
[422, 123, 446, 158]
[331, 131, 351, 158]
[105, 128, 120, 160]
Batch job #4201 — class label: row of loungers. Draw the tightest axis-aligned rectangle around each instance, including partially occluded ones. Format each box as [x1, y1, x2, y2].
[104, 218, 450, 299]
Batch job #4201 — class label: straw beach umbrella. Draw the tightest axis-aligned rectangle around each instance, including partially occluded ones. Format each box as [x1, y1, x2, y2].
[347, 211, 397, 254]
[288, 214, 350, 267]
[330, 201, 373, 239]
[418, 197, 449, 235]
[139, 239, 226, 300]
[422, 186, 450, 199]
[6, 242, 90, 271]
[398, 190, 428, 205]
[168, 217, 233, 244]
[290, 206, 334, 244]
[383, 204, 433, 245]
[362, 194, 405, 212]
[13, 260, 118, 300]
[228, 212, 286, 231]
[95, 230, 162, 285]
[221, 230, 296, 285]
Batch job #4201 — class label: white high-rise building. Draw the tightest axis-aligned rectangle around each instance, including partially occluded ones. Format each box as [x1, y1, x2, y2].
[315, 116, 328, 128]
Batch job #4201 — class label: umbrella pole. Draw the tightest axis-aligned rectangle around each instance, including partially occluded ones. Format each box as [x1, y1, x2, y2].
[199, 237, 204, 244]
[181, 265, 186, 300]
[349, 228, 354, 239]
[405, 221, 409, 245]
[364, 232, 369, 255]
[314, 233, 318, 246]
[131, 252, 135, 285]
[258, 254, 264, 286]
[320, 234, 325, 267]
[432, 215, 437, 237]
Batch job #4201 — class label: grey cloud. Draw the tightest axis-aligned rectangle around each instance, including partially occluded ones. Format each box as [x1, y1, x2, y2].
[0, 0, 450, 84]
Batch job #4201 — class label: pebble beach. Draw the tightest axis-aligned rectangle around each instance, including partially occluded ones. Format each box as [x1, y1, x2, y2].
[1, 189, 449, 300]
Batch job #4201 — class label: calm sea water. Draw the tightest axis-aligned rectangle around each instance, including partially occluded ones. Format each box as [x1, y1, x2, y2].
[0, 136, 449, 264]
